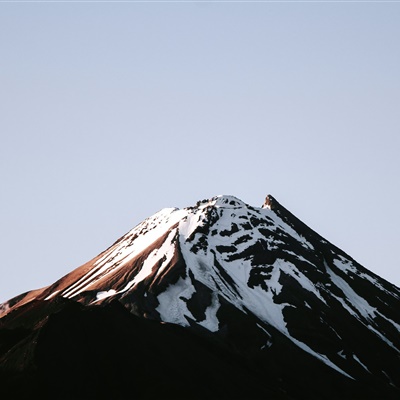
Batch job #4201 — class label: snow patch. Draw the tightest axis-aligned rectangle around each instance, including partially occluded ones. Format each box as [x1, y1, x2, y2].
[198, 293, 220, 332]
[327, 265, 377, 321]
[156, 277, 196, 327]
[352, 354, 370, 373]
[96, 289, 117, 301]
[338, 350, 346, 359]
[292, 337, 353, 379]
[277, 259, 327, 304]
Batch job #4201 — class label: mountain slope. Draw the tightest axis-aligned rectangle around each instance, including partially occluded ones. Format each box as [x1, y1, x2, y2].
[1, 194, 400, 399]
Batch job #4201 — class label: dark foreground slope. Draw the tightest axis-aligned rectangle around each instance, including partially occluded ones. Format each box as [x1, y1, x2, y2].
[0, 300, 279, 399]
[1, 298, 399, 400]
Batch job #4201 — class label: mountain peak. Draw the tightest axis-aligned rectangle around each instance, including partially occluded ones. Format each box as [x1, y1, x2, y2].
[1, 193, 400, 399]
[193, 194, 248, 209]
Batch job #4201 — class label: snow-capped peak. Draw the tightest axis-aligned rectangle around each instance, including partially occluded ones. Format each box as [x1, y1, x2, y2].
[3, 194, 400, 388]
[201, 195, 248, 209]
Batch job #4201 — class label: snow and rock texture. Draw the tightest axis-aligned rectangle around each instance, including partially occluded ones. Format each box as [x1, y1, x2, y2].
[1, 194, 400, 399]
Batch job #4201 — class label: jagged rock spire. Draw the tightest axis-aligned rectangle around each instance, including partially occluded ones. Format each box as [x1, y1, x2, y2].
[263, 194, 276, 209]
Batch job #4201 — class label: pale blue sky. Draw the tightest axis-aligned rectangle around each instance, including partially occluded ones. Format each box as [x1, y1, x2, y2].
[1, 1, 399, 303]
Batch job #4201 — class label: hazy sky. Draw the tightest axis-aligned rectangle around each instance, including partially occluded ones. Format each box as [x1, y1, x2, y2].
[1, 1, 399, 304]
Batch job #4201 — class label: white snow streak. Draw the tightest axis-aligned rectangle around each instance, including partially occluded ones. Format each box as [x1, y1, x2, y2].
[327, 265, 377, 322]
[62, 209, 184, 299]
[352, 354, 370, 373]
[44, 290, 60, 300]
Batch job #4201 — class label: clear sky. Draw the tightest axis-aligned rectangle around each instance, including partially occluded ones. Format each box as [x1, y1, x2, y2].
[1, 1, 399, 304]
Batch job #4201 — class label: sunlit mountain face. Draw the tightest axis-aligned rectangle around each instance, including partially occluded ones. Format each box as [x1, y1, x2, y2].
[1, 195, 400, 399]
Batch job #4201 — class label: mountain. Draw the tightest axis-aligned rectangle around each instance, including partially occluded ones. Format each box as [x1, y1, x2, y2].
[1, 194, 400, 399]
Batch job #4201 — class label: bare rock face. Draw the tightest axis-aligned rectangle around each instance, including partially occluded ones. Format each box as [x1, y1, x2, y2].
[262, 194, 276, 209]
[1, 194, 400, 399]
